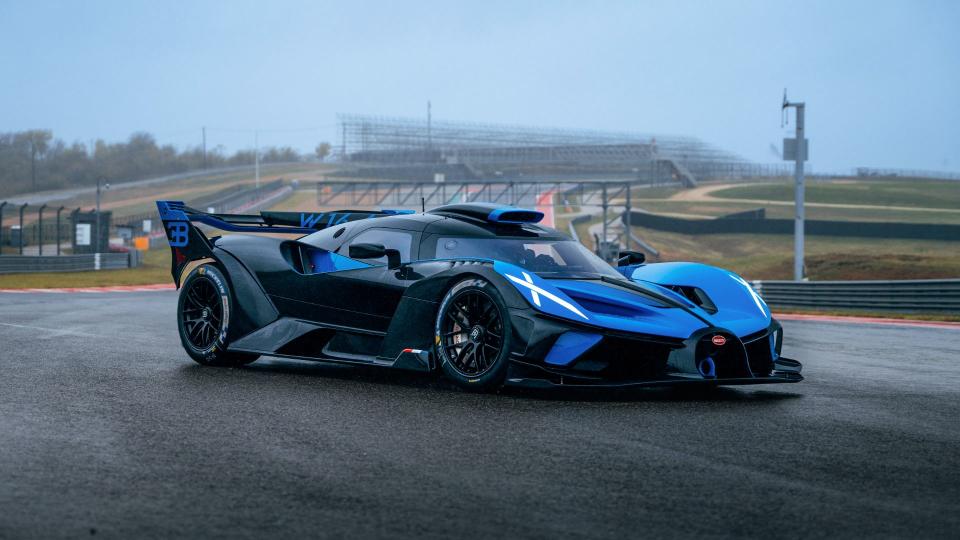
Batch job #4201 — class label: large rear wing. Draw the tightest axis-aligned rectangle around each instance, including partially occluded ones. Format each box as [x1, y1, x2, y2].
[155, 200, 413, 286]
[156, 200, 413, 236]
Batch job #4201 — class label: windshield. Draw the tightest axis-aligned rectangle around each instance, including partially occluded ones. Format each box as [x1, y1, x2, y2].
[435, 237, 623, 279]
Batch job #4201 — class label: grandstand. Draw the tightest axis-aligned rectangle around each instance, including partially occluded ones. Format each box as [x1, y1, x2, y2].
[333, 114, 788, 186]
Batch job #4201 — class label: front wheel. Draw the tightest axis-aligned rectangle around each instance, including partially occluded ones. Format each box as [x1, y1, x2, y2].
[177, 264, 259, 367]
[435, 278, 513, 391]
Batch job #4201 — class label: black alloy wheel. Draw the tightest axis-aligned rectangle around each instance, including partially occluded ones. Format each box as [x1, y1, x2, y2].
[176, 264, 258, 367]
[181, 275, 223, 351]
[440, 289, 504, 378]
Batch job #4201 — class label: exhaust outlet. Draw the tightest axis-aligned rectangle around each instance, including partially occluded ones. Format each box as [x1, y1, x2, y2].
[698, 356, 716, 378]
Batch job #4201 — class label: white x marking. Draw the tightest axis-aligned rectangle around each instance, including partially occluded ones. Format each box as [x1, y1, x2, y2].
[521, 272, 540, 307]
[505, 273, 589, 320]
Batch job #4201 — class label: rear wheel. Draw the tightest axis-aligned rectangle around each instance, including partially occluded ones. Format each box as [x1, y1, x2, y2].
[435, 278, 512, 391]
[177, 264, 259, 367]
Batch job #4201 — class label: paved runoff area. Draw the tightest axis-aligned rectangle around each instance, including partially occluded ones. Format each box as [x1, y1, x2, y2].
[1, 290, 958, 539]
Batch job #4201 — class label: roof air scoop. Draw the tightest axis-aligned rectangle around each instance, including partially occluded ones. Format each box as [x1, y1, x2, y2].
[428, 203, 544, 224]
[487, 207, 544, 224]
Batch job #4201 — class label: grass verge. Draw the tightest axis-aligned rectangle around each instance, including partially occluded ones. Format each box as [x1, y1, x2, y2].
[709, 178, 960, 210]
[0, 249, 172, 289]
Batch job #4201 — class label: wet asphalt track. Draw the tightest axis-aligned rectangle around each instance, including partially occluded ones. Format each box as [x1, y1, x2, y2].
[0, 291, 958, 539]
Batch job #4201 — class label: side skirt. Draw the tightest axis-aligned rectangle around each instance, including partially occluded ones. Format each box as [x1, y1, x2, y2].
[228, 317, 432, 372]
[228, 348, 432, 372]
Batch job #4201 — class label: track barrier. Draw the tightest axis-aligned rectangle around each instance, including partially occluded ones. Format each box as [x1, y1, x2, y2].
[752, 279, 960, 313]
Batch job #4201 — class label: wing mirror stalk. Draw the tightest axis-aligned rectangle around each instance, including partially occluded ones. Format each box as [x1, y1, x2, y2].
[617, 250, 646, 267]
[349, 243, 402, 269]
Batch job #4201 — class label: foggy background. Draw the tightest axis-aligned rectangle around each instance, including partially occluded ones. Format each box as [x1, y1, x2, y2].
[1, 0, 958, 172]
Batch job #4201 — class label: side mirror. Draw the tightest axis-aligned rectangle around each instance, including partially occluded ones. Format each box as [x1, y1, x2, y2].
[349, 243, 402, 270]
[617, 250, 645, 267]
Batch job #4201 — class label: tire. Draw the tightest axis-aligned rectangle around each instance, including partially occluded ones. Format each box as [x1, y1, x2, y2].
[177, 264, 259, 367]
[435, 277, 513, 391]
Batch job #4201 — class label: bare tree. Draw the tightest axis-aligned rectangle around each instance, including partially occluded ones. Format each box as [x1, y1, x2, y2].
[315, 142, 331, 162]
[0, 129, 303, 197]
[23, 130, 52, 191]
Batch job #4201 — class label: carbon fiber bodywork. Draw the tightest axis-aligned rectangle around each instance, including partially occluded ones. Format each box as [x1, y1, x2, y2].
[157, 200, 802, 388]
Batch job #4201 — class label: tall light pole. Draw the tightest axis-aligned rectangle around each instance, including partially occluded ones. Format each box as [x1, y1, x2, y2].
[0, 202, 6, 255]
[782, 91, 807, 281]
[30, 137, 37, 191]
[254, 130, 260, 189]
[624, 183, 632, 251]
[601, 183, 608, 258]
[96, 176, 109, 253]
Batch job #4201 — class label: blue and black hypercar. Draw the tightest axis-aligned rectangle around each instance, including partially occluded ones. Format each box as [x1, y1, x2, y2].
[156, 200, 802, 391]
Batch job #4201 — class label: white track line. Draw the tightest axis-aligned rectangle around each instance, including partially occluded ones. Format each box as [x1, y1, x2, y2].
[0, 322, 105, 338]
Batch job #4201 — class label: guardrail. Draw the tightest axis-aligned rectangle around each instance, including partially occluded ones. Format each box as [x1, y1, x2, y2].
[2, 162, 306, 207]
[0, 252, 140, 274]
[195, 180, 285, 214]
[117, 180, 286, 227]
[751, 279, 960, 313]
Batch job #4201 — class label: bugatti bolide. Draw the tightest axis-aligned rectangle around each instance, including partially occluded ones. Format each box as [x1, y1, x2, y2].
[156, 200, 802, 391]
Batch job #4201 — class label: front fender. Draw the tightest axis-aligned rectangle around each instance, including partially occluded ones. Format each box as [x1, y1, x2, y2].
[629, 262, 772, 337]
[491, 261, 592, 323]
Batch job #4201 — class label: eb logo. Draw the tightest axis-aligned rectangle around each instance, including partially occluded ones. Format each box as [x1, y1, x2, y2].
[167, 222, 189, 247]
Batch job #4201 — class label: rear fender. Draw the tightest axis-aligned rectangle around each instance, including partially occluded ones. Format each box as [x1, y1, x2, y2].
[213, 247, 280, 342]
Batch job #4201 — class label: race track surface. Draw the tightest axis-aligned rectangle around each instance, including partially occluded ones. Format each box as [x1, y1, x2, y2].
[1, 291, 958, 539]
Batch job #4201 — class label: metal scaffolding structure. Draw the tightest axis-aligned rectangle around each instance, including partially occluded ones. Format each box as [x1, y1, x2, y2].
[316, 179, 630, 208]
[315, 179, 654, 261]
[334, 114, 789, 185]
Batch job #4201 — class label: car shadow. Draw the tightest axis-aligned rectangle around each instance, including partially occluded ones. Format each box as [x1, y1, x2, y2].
[174, 355, 804, 404]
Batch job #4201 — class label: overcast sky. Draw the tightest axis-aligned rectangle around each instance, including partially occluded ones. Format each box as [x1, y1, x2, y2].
[1, 0, 958, 172]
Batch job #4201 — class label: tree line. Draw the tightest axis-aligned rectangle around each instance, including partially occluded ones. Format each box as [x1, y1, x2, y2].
[0, 130, 331, 198]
